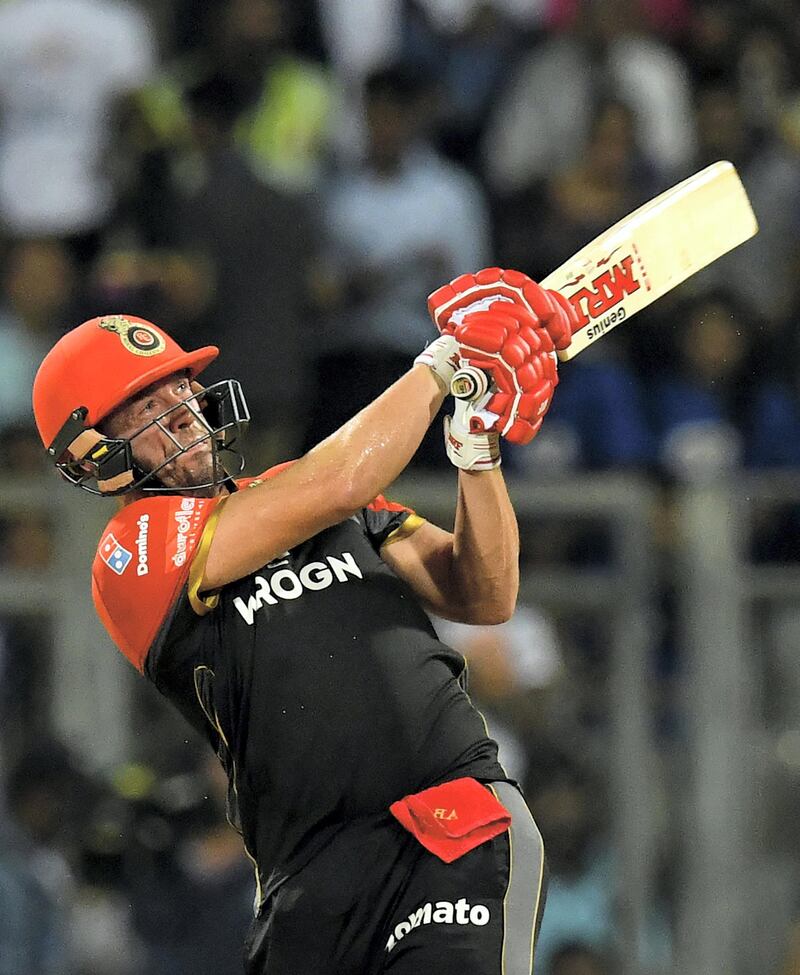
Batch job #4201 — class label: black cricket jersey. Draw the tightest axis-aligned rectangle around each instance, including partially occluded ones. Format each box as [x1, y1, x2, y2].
[92, 471, 506, 903]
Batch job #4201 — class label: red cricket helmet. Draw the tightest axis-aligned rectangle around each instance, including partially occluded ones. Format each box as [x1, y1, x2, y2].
[32, 315, 249, 495]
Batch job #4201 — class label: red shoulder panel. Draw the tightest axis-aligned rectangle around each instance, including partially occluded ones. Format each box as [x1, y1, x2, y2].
[92, 495, 221, 672]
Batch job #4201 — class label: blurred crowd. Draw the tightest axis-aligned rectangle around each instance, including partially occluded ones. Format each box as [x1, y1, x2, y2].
[1, 0, 800, 476]
[2, 0, 800, 972]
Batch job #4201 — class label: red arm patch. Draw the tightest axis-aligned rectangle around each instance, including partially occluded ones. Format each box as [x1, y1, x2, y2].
[367, 494, 412, 515]
[363, 495, 424, 549]
[92, 495, 221, 672]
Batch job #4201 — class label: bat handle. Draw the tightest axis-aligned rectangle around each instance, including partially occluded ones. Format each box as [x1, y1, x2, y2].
[450, 366, 490, 402]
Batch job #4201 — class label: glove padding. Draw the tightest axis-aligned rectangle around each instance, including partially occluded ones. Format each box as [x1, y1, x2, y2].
[444, 398, 501, 471]
[427, 266, 575, 353]
[455, 301, 559, 445]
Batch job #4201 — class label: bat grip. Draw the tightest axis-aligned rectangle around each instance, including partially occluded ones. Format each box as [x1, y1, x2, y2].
[450, 366, 490, 402]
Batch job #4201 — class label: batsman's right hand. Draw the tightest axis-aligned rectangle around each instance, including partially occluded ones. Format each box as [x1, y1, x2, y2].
[453, 300, 560, 445]
[427, 266, 575, 352]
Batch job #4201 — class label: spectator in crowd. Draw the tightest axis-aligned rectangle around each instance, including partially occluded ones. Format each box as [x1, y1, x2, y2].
[647, 290, 800, 478]
[546, 941, 613, 975]
[515, 351, 653, 473]
[545, 0, 693, 40]
[71, 790, 146, 975]
[494, 96, 659, 283]
[306, 62, 490, 464]
[0, 0, 156, 261]
[318, 0, 405, 80]
[735, 12, 799, 136]
[182, 0, 332, 192]
[434, 606, 566, 781]
[120, 755, 254, 975]
[690, 83, 800, 325]
[0, 239, 81, 434]
[4, 741, 101, 973]
[525, 748, 671, 973]
[111, 0, 332, 241]
[679, 0, 744, 88]
[401, 1, 532, 172]
[481, 0, 696, 196]
[525, 749, 616, 972]
[171, 72, 324, 463]
[83, 247, 212, 340]
[318, 0, 544, 84]
[320, 0, 539, 168]
[0, 799, 71, 975]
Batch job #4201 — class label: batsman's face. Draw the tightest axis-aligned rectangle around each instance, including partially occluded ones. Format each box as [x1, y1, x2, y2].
[103, 372, 218, 491]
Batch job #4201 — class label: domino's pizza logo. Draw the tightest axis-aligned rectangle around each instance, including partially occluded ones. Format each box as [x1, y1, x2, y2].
[99, 533, 133, 575]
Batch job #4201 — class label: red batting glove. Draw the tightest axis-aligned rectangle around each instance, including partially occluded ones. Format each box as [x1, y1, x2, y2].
[427, 266, 575, 352]
[455, 301, 560, 445]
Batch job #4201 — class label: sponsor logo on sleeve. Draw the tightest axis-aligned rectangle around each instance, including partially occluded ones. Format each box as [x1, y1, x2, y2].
[99, 533, 133, 575]
[385, 898, 491, 952]
[168, 498, 206, 570]
[135, 514, 150, 576]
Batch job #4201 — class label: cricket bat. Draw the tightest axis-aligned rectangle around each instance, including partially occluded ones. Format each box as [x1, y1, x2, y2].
[550, 159, 758, 360]
[451, 161, 757, 406]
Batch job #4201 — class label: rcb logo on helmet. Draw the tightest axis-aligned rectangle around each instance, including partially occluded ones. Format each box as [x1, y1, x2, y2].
[98, 316, 167, 357]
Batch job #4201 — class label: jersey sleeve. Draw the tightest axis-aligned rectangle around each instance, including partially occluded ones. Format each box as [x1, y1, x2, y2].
[363, 495, 426, 550]
[243, 464, 426, 550]
[91, 495, 223, 672]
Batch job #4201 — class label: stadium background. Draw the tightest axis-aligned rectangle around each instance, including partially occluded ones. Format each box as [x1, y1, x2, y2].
[1, 0, 800, 972]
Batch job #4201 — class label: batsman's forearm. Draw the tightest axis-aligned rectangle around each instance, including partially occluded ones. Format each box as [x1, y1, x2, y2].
[449, 468, 520, 623]
[308, 364, 446, 511]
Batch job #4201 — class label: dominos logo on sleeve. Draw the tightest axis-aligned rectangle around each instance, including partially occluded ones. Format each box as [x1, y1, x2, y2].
[99, 534, 133, 575]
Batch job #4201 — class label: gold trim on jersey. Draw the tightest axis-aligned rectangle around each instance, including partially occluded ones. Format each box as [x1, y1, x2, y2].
[193, 665, 264, 912]
[187, 497, 228, 615]
[382, 512, 426, 547]
[459, 656, 509, 780]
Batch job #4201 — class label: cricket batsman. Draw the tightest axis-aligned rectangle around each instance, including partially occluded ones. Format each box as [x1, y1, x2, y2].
[32, 267, 576, 974]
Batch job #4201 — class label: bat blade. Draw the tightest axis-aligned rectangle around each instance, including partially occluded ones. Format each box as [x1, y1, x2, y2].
[552, 161, 759, 362]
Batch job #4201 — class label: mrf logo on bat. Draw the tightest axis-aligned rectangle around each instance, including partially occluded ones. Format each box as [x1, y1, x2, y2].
[562, 252, 643, 341]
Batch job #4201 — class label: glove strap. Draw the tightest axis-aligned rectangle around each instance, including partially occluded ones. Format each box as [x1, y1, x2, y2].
[444, 401, 501, 472]
[414, 335, 460, 392]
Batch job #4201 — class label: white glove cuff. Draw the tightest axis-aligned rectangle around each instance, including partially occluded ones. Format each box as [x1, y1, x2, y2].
[444, 406, 501, 471]
[414, 335, 461, 391]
